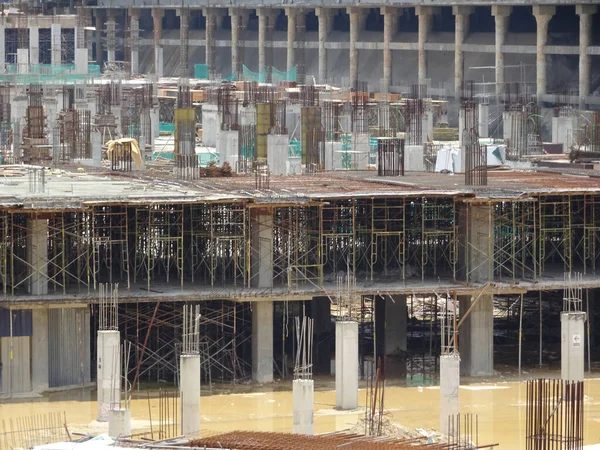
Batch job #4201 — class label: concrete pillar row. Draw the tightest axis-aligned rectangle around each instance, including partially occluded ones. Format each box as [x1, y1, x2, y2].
[347, 7, 366, 88]
[315, 8, 333, 83]
[533, 5, 555, 103]
[257, 8, 278, 78]
[453, 6, 472, 99]
[381, 7, 400, 97]
[152, 8, 164, 78]
[285, 8, 306, 74]
[416, 6, 434, 86]
[129, 8, 140, 75]
[492, 5, 511, 97]
[105, 9, 116, 63]
[577, 5, 597, 108]
[229, 8, 249, 80]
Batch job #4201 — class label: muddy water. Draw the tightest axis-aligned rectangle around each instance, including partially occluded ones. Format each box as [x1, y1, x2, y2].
[1, 378, 600, 449]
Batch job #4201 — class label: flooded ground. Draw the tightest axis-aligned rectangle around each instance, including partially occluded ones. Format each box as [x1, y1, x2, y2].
[1, 376, 600, 449]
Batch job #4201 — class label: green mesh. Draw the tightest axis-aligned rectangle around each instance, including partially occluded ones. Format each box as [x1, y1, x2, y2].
[194, 64, 209, 80]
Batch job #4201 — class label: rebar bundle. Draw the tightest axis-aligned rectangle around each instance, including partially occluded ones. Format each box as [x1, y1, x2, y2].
[461, 81, 487, 186]
[293, 316, 314, 380]
[182, 304, 201, 355]
[525, 379, 584, 450]
[377, 138, 404, 176]
[99, 282, 119, 331]
[364, 357, 386, 436]
[0, 412, 70, 449]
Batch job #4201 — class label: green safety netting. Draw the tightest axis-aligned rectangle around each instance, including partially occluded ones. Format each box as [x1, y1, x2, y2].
[194, 64, 209, 80]
[289, 139, 301, 157]
[0, 63, 99, 84]
[159, 122, 175, 133]
[242, 65, 265, 83]
[272, 66, 297, 83]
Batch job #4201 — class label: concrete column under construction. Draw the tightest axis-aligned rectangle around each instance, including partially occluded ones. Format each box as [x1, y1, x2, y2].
[316, 8, 332, 83]
[230, 9, 248, 80]
[29, 25, 39, 66]
[152, 9, 164, 78]
[31, 308, 49, 393]
[453, 7, 472, 98]
[459, 204, 493, 283]
[533, 6, 555, 103]
[440, 353, 460, 435]
[28, 217, 48, 295]
[335, 320, 359, 410]
[416, 7, 432, 86]
[381, 7, 397, 97]
[252, 301, 274, 384]
[459, 294, 494, 377]
[577, 5, 597, 108]
[97, 330, 121, 422]
[348, 8, 363, 88]
[180, 354, 201, 437]
[106, 9, 116, 63]
[292, 379, 314, 434]
[492, 6, 510, 97]
[385, 295, 407, 355]
[561, 311, 586, 382]
[51, 23, 61, 66]
[129, 9, 140, 74]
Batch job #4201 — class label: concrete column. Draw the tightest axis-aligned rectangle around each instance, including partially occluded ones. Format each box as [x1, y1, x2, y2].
[347, 8, 364, 88]
[17, 48, 29, 74]
[257, 9, 276, 78]
[180, 354, 201, 437]
[31, 308, 49, 393]
[97, 330, 121, 422]
[51, 23, 61, 66]
[335, 320, 358, 410]
[29, 25, 39, 66]
[230, 9, 249, 80]
[95, 11, 104, 69]
[28, 218, 48, 295]
[416, 7, 432, 86]
[0, 19, 5, 71]
[292, 379, 314, 434]
[459, 294, 494, 377]
[106, 10, 116, 63]
[385, 295, 407, 355]
[179, 8, 189, 78]
[286, 8, 297, 74]
[251, 210, 273, 288]
[577, 6, 597, 108]
[453, 7, 472, 98]
[204, 9, 223, 80]
[316, 8, 332, 83]
[152, 9, 164, 77]
[381, 8, 398, 97]
[440, 353, 460, 434]
[252, 301, 274, 383]
[492, 6, 510, 97]
[478, 103, 489, 138]
[108, 409, 131, 439]
[459, 204, 493, 283]
[561, 311, 586, 382]
[533, 6, 555, 103]
[129, 9, 140, 75]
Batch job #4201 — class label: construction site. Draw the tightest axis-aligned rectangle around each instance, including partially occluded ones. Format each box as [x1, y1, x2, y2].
[0, 0, 599, 448]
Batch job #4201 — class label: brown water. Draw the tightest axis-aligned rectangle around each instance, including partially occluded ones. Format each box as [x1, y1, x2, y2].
[1, 378, 600, 449]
